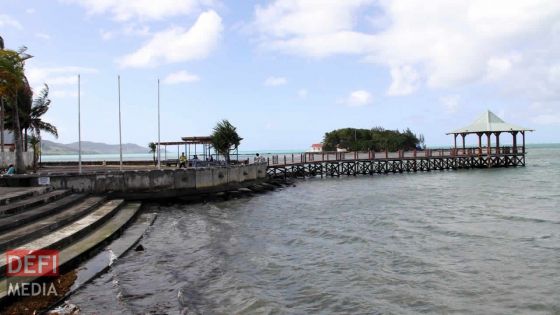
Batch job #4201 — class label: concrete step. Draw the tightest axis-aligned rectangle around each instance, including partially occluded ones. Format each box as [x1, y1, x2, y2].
[0, 196, 107, 252]
[0, 189, 71, 217]
[0, 186, 52, 206]
[0, 193, 88, 232]
[0, 202, 142, 305]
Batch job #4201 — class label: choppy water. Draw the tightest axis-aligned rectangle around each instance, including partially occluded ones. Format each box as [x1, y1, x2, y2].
[69, 147, 560, 314]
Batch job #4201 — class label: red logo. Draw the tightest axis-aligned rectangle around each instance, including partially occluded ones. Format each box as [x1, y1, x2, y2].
[6, 249, 59, 277]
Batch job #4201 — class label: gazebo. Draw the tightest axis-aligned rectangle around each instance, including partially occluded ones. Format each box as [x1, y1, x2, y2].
[447, 110, 533, 156]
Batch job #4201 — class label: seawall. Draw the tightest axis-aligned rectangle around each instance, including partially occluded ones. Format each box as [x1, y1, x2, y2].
[0, 163, 268, 200]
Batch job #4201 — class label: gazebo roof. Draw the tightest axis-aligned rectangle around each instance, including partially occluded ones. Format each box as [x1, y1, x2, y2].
[447, 110, 534, 135]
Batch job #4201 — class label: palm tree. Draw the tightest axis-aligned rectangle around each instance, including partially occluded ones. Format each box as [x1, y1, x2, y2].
[29, 135, 40, 171]
[210, 119, 242, 164]
[0, 47, 29, 173]
[25, 84, 58, 139]
[148, 142, 157, 165]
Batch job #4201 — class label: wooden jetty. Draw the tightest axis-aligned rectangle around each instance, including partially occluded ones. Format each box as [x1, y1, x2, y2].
[267, 111, 533, 178]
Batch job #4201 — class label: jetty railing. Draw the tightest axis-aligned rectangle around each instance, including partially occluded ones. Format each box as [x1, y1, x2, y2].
[267, 146, 525, 166]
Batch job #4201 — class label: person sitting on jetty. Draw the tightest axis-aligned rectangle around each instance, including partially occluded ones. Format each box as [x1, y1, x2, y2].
[254, 153, 265, 163]
[4, 164, 15, 175]
[192, 155, 199, 168]
[179, 153, 187, 168]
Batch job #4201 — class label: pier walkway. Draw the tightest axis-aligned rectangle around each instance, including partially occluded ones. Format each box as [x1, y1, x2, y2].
[266, 146, 527, 178]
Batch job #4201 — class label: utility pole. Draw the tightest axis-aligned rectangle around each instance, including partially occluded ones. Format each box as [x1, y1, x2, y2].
[157, 79, 161, 169]
[78, 74, 82, 174]
[118, 75, 123, 171]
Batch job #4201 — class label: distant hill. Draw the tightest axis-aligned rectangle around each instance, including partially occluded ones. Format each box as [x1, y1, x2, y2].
[42, 140, 150, 155]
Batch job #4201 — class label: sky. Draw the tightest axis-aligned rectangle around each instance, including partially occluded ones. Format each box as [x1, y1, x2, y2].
[1, 0, 559, 150]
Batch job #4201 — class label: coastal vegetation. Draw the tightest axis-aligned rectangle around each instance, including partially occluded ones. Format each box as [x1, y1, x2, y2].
[211, 119, 242, 163]
[148, 142, 157, 165]
[0, 37, 57, 173]
[322, 127, 425, 151]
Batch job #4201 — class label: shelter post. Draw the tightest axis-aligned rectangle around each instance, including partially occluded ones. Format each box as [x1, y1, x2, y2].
[486, 132, 492, 156]
[477, 133, 482, 155]
[495, 132, 501, 154]
[453, 134, 457, 149]
[512, 131, 518, 153]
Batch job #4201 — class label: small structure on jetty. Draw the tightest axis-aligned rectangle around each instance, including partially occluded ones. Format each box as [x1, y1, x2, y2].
[267, 110, 533, 178]
[447, 110, 533, 158]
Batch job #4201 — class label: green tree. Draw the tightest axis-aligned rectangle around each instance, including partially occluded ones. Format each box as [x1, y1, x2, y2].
[0, 47, 31, 173]
[20, 84, 58, 151]
[211, 119, 242, 163]
[29, 135, 40, 171]
[148, 142, 157, 165]
[323, 127, 423, 152]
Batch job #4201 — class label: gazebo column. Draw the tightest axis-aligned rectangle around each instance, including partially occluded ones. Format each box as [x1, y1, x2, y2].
[495, 132, 501, 154]
[477, 133, 483, 155]
[453, 134, 457, 149]
[461, 133, 466, 154]
[486, 132, 492, 155]
[521, 131, 526, 154]
[512, 131, 518, 153]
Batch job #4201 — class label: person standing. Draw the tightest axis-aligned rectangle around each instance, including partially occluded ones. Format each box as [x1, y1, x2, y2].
[179, 153, 187, 168]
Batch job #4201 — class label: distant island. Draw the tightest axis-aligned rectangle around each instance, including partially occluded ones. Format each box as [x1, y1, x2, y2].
[41, 140, 150, 155]
[323, 127, 425, 151]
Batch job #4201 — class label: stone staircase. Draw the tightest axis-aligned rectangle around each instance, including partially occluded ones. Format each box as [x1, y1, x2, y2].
[0, 186, 142, 306]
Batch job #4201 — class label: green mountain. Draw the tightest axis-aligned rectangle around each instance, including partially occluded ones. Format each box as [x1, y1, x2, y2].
[42, 140, 150, 155]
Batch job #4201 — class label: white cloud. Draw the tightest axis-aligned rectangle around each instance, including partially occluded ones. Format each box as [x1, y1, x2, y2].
[62, 0, 215, 22]
[264, 76, 287, 87]
[297, 88, 308, 98]
[163, 70, 200, 84]
[51, 90, 79, 99]
[26, 8, 36, 14]
[100, 24, 151, 40]
[35, 33, 51, 40]
[440, 95, 461, 114]
[341, 90, 372, 107]
[0, 14, 22, 29]
[26, 66, 98, 92]
[529, 102, 560, 125]
[119, 10, 222, 68]
[531, 114, 560, 125]
[387, 65, 420, 96]
[253, 0, 560, 99]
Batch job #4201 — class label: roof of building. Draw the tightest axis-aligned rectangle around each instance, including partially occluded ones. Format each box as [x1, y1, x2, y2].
[311, 143, 323, 148]
[447, 110, 534, 135]
[180, 136, 213, 144]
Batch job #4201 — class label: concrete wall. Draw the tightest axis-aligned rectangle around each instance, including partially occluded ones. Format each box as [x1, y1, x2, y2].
[28, 163, 268, 199]
[1, 151, 34, 168]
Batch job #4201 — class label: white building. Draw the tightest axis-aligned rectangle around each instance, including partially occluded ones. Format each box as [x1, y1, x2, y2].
[309, 143, 323, 152]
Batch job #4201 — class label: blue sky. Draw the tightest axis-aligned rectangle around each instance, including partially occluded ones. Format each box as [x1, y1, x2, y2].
[1, 0, 559, 150]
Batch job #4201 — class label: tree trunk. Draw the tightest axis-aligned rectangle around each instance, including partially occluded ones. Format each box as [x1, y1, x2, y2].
[24, 128, 28, 152]
[12, 94, 25, 173]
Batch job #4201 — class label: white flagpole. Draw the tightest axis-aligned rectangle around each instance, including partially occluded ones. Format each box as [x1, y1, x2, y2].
[78, 74, 82, 174]
[157, 78, 161, 169]
[118, 75, 123, 171]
